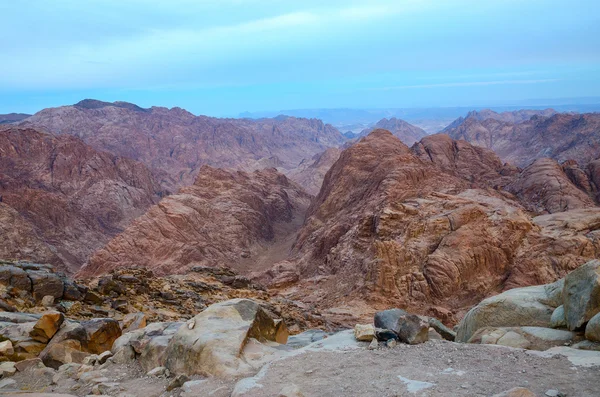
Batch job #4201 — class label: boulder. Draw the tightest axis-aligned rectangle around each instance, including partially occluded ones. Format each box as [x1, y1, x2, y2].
[550, 305, 566, 328]
[81, 318, 121, 354]
[572, 340, 600, 351]
[395, 314, 429, 344]
[584, 312, 600, 342]
[354, 324, 375, 341]
[164, 298, 283, 378]
[0, 361, 16, 377]
[28, 271, 64, 301]
[468, 326, 581, 350]
[30, 312, 65, 343]
[40, 339, 90, 369]
[563, 260, 600, 330]
[374, 309, 407, 330]
[427, 317, 456, 341]
[0, 265, 31, 291]
[121, 312, 147, 333]
[456, 281, 563, 342]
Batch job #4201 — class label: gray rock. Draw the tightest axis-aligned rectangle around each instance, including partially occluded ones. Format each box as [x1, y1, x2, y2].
[0, 265, 32, 291]
[395, 314, 429, 344]
[550, 305, 566, 328]
[584, 311, 600, 342]
[29, 271, 64, 301]
[563, 259, 600, 330]
[456, 281, 563, 342]
[427, 317, 456, 341]
[572, 339, 600, 351]
[374, 308, 407, 330]
[286, 329, 328, 349]
[0, 378, 16, 389]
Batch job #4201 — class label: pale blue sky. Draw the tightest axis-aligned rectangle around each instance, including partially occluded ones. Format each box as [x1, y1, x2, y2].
[1, 0, 599, 116]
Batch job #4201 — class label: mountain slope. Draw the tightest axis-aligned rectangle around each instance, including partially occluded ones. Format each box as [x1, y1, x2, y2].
[80, 166, 311, 277]
[0, 125, 164, 272]
[263, 130, 600, 323]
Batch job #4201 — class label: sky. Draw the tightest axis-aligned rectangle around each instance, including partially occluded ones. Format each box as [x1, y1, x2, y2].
[1, 0, 599, 116]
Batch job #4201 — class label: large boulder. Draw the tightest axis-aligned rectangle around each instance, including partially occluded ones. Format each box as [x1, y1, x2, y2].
[468, 326, 581, 350]
[562, 260, 600, 330]
[585, 312, 600, 342]
[164, 299, 284, 378]
[0, 265, 32, 292]
[81, 318, 122, 354]
[28, 271, 64, 301]
[394, 314, 429, 345]
[374, 309, 407, 330]
[456, 280, 563, 342]
[111, 322, 182, 367]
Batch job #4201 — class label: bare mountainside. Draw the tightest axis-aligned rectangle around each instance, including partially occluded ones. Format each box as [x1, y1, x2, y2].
[444, 112, 600, 167]
[262, 130, 600, 324]
[359, 117, 428, 146]
[0, 125, 164, 272]
[443, 108, 557, 130]
[23, 100, 346, 191]
[0, 113, 31, 124]
[79, 166, 311, 277]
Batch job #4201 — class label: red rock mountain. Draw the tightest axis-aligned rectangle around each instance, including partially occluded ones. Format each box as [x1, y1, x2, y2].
[444, 112, 600, 167]
[262, 130, 600, 324]
[79, 166, 311, 277]
[359, 117, 427, 146]
[0, 125, 164, 272]
[24, 100, 346, 191]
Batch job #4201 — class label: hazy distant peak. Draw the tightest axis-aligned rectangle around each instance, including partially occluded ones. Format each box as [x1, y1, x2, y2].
[74, 99, 149, 112]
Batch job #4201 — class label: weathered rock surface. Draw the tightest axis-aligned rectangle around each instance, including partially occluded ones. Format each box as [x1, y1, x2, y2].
[285, 147, 342, 195]
[164, 299, 285, 378]
[468, 326, 581, 350]
[0, 125, 164, 272]
[585, 312, 600, 342]
[24, 101, 346, 191]
[506, 158, 596, 214]
[81, 167, 311, 277]
[562, 260, 600, 330]
[456, 281, 563, 342]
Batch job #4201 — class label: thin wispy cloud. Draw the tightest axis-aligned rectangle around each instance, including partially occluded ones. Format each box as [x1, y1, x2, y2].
[376, 79, 561, 91]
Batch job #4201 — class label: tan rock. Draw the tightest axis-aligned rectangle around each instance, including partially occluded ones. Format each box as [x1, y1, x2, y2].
[122, 312, 147, 333]
[491, 387, 536, 397]
[562, 260, 600, 330]
[354, 324, 375, 341]
[30, 311, 65, 343]
[164, 299, 283, 378]
[0, 340, 14, 356]
[14, 357, 44, 372]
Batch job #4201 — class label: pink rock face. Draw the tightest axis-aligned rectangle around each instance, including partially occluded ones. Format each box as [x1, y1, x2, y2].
[80, 166, 311, 277]
[285, 147, 342, 195]
[359, 118, 428, 146]
[263, 130, 600, 324]
[24, 101, 346, 191]
[507, 158, 596, 214]
[0, 125, 164, 272]
[444, 112, 600, 168]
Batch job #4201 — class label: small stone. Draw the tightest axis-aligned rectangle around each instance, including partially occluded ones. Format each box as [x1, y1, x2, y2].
[354, 324, 376, 341]
[15, 358, 44, 372]
[375, 328, 398, 342]
[41, 295, 55, 307]
[0, 340, 14, 355]
[545, 390, 561, 397]
[97, 351, 113, 364]
[368, 339, 379, 350]
[166, 374, 189, 391]
[491, 387, 536, 397]
[279, 383, 305, 397]
[187, 319, 195, 329]
[0, 361, 17, 377]
[146, 366, 167, 377]
[386, 339, 397, 348]
[83, 354, 100, 366]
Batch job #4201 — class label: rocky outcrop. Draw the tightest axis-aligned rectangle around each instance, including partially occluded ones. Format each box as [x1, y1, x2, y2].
[445, 112, 600, 168]
[0, 126, 164, 272]
[506, 158, 596, 214]
[458, 261, 600, 349]
[359, 118, 427, 146]
[265, 130, 600, 325]
[81, 167, 311, 277]
[24, 101, 346, 191]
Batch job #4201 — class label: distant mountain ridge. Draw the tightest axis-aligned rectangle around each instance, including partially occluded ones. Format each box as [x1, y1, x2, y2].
[23, 99, 347, 191]
[359, 117, 428, 146]
[0, 113, 31, 124]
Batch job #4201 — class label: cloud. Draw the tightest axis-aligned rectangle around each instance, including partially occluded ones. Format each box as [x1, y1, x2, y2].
[376, 79, 560, 91]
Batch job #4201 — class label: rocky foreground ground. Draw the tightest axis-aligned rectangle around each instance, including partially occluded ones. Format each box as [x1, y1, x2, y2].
[1, 260, 600, 396]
